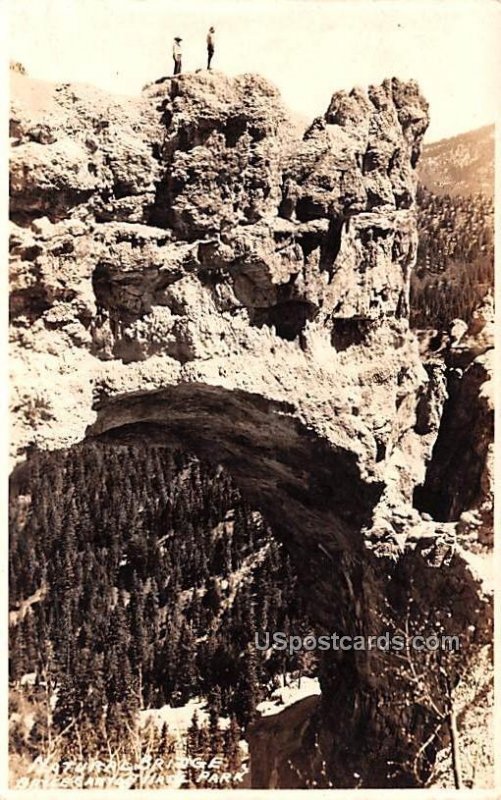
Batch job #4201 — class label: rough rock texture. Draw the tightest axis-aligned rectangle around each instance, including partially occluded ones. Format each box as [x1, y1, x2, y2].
[416, 298, 494, 534]
[9, 70, 493, 787]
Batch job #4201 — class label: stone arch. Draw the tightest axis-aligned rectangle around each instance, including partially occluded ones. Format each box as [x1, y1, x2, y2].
[84, 383, 392, 786]
[71, 380, 489, 789]
[89, 384, 383, 562]
[9, 69, 492, 789]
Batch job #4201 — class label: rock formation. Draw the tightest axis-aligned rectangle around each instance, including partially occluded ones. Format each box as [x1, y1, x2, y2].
[9, 69, 493, 787]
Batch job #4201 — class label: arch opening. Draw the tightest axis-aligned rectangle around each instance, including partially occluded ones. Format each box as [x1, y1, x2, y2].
[10, 380, 383, 789]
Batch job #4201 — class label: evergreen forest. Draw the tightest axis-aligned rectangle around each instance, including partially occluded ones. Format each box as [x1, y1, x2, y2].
[9, 444, 313, 787]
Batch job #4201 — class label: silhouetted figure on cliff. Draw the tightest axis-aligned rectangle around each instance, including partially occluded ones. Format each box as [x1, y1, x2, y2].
[173, 37, 182, 75]
[207, 27, 215, 69]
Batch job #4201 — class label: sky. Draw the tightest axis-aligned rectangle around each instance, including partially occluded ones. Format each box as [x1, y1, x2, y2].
[7, 0, 501, 142]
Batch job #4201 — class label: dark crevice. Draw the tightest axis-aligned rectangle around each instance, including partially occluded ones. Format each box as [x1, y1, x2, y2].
[178, 124, 215, 150]
[252, 300, 317, 341]
[91, 263, 142, 327]
[295, 197, 327, 222]
[413, 364, 492, 521]
[10, 189, 95, 226]
[91, 263, 114, 314]
[331, 318, 373, 351]
[278, 192, 295, 220]
[159, 104, 173, 130]
[319, 216, 344, 276]
[297, 232, 321, 259]
[18, 245, 43, 262]
[113, 182, 137, 200]
[224, 116, 247, 147]
[394, 189, 413, 210]
[147, 173, 174, 230]
[10, 288, 51, 322]
[247, 125, 267, 142]
[375, 440, 386, 463]
[360, 226, 391, 246]
[362, 148, 380, 174]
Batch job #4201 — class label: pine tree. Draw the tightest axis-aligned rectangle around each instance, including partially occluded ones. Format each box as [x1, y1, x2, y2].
[224, 715, 243, 784]
[208, 685, 224, 753]
[128, 574, 147, 706]
[204, 576, 222, 616]
[184, 711, 201, 787]
[176, 622, 199, 703]
[237, 645, 259, 728]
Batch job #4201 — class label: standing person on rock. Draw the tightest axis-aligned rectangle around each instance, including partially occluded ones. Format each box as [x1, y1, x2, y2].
[206, 26, 215, 69]
[173, 37, 182, 75]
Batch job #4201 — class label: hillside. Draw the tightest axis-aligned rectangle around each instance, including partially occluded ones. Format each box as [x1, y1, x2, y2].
[9, 444, 309, 788]
[411, 125, 495, 329]
[418, 124, 494, 198]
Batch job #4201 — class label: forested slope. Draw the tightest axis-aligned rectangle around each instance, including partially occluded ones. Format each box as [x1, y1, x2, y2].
[411, 187, 494, 328]
[9, 444, 312, 786]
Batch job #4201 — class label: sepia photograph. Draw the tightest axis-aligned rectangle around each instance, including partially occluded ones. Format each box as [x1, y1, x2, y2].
[5, 0, 499, 792]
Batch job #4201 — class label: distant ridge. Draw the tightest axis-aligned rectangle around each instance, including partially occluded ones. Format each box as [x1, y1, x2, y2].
[418, 124, 494, 198]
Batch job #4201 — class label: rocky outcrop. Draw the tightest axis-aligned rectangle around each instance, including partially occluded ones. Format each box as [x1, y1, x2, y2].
[9, 70, 493, 787]
[415, 297, 494, 543]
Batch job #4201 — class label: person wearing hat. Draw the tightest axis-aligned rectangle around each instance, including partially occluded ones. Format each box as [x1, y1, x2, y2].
[206, 26, 215, 70]
[173, 37, 182, 75]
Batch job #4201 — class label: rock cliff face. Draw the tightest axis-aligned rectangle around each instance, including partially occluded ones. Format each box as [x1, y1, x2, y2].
[9, 70, 493, 787]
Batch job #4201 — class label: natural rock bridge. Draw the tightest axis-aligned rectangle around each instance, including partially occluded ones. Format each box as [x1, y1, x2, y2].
[10, 69, 493, 787]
